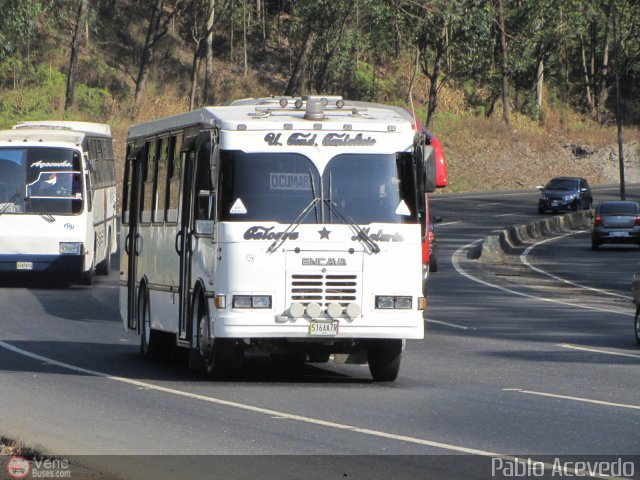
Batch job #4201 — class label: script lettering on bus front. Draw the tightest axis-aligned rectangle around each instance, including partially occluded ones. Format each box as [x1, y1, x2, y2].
[263, 132, 376, 148]
[287, 133, 317, 147]
[322, 133, 376, 147]
[30, 160, 73, 169]
[264, 133, 283, 146]
[351, 228, 404, 242]
[244, 226, 300, 241]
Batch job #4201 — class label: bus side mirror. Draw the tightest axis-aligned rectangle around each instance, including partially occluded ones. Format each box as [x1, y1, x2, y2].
[421, 146, 437, 193]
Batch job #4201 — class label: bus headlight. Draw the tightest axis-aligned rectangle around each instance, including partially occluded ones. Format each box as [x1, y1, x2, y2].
[59, 242, 82, 255]
[232, 295, 272, 309]
[375, 296, 412, 309]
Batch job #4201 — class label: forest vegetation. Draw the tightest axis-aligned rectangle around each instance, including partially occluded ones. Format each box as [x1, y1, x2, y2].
[1, 0, 639, 191]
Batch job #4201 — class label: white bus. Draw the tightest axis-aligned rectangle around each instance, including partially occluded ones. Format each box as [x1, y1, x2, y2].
[120, 96, 437, 381]
[0, 121, 117, 284]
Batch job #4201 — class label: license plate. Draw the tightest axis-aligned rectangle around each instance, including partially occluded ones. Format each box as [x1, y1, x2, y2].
[550, 201, 559, 206]
[16, 262, 33, 270]
[610, 231, 629, 237]
[309, 321, 339, 336]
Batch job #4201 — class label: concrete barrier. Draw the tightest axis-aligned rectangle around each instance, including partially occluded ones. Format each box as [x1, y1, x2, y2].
[478, 210, 593, 263]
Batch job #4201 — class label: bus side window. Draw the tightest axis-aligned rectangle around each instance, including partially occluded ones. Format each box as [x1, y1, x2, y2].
[153, 137, 169, 223]
[166, 133, 183, 223]
[140, 139, 156, 223]
[122, 145, 132, 225]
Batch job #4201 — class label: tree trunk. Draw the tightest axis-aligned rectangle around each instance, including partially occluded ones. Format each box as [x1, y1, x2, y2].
[536, 58, 544, 110]
[285, 29, 314, 96]
[134, 0, 164, 109]
[230, 0, 235, 61]
[580, 35, 595, 115]
[243, 0, 248, 76]
[313, 5, 352, 93]
[407, 46, 420, 99]
[203, 0, 215, 105]
[596, 1, 612, 124]
[424, 60, 440, 129]
[497, 0, 510, 124]
[64, 0, 89, 112]
[189, 41, 202, 110]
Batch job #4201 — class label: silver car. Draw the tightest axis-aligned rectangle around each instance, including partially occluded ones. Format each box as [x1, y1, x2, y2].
[591, 201, 640, 250]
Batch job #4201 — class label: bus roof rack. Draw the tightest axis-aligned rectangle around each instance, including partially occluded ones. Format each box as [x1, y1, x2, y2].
[13, 121, 111, 136]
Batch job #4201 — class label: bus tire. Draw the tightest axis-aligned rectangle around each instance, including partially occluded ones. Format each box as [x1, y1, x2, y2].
[307, 352, 331, 363]
[367, 340, 402, 382]
[96, 230, 112, 276]
[79, 243, 95, 286]
[194, 293, 236, 379]
[139, 286, 160, 359]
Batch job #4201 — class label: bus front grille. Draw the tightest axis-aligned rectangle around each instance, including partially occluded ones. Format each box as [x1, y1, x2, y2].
[289, 273, 359, 307]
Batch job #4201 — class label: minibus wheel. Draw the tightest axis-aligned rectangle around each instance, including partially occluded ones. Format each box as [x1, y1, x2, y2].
[139, 286, 159, 359]
[367, 340, 402, 382]
[96, 230, 112, 276]
[79, 242, 95, 286]
[194, 292, 236, 379]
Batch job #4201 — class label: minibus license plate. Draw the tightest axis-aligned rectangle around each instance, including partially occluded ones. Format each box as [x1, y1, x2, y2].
[309, 321, 338, 336]
[16, 262, 33, 270]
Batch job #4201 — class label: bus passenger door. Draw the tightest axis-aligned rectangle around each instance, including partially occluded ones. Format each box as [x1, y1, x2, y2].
[177, 148, 196, 343]
[177, 132, 216, 345]
[120, 145, 143, 331]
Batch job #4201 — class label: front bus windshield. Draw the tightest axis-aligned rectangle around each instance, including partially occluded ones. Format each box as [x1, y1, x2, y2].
[218, 151, 418, 225]
[0, 147, 83, 215]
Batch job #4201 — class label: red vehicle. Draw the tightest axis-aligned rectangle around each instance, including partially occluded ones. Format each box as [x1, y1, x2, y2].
[422, 131, 447, 292]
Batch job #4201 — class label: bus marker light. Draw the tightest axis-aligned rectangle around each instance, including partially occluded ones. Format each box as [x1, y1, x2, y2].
[214, 295, 226, 309]
[417, 297, 427, 311]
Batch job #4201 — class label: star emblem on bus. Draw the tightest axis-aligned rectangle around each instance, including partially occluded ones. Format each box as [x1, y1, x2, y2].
[318, 227, 331, 239]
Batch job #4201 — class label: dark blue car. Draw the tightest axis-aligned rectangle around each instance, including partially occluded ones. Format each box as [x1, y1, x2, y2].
[538, 176, 593, 214]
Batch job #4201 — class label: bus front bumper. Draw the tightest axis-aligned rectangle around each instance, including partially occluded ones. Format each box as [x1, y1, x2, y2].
[0, 254, 84, 273]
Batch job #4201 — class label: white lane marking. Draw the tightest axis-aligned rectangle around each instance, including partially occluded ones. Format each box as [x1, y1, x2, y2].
[437, 221, 462, 227]
[477, 202, 501, 207]
[451, 240, 633, 316]
[558, 343, 640, 360]
[0, 340, 620, 478]
[426, 319, 474, 330]
[503, 388, 640, 411]
[0, 339, 499, 456]
[520, 233, 632, 300]
[495, 212, 526, 218]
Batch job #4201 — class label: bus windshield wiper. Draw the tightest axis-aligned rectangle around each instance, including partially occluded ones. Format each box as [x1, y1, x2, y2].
[324, 199, 380, 254]
[267, 196, 321, 253]
[0, 192, 20, 216]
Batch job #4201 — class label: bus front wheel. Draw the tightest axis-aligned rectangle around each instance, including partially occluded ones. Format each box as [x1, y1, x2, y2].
[367, 340, 402, 382]
[139, 286, 160, 359]
[194, 293, 236, 379]
[96, 230, 112, 276]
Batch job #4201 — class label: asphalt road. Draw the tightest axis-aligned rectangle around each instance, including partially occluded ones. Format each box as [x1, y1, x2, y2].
[1, 184, 639, 480]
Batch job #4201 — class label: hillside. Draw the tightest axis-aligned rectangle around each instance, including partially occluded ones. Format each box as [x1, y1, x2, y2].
[0, 0, 638, 193]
